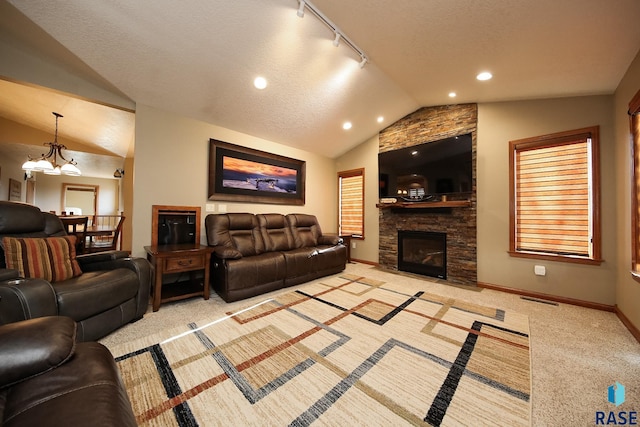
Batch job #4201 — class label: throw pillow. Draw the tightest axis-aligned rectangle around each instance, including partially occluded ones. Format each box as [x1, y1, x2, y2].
[2, 236, 82, 283]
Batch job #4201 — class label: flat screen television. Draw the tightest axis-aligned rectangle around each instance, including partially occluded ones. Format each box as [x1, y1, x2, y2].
[378, 133, 472, 201]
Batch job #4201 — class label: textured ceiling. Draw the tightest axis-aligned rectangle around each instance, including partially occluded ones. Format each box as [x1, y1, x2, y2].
[1, 0, 640, 178]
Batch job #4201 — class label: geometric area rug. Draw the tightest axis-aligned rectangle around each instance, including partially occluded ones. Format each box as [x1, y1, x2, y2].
[114, 274, 531, 426]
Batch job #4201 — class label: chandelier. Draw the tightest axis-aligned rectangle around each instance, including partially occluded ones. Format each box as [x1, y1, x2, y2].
[22, 112, 81, 176]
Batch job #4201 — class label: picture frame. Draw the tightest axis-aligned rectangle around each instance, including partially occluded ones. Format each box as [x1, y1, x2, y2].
[8, 178, 21, 201]
[208, 139, 306, 205]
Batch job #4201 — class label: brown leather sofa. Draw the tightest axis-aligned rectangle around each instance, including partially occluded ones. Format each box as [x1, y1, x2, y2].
[205, 213, 347, 302]
[0, 201, 151, 341]
[0, 316, 137, 427]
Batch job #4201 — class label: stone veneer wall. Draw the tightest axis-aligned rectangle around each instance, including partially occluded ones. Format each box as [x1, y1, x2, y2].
[379, 104, 477, 286]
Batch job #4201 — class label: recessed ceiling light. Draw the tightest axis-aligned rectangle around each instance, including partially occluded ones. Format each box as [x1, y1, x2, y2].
[449, 92, 457, 98]
[254, 76, 267, 89]
[343, 122, 352, 130]
[377, 116, 384, 123]
[476, 71, 492, 81]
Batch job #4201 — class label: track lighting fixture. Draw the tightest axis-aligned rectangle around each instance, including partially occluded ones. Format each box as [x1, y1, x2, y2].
[295, 0, 368, 68]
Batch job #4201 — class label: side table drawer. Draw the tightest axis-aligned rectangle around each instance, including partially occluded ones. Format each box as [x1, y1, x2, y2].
[165, 255, 206, 272]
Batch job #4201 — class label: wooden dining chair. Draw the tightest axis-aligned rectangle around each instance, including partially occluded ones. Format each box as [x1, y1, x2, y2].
[85, 215, 125, 253]
[59, 216, 89, 254]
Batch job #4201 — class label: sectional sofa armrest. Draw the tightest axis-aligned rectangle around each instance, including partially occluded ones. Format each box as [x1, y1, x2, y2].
[0, 278, 58, 325]
[212, 245, 243, 260]
[0, 316, 76, 388]
[318, 235, 341, 246]
[76, 250, 131, 267]
[0, 268, 20, 281]
[77, 252, 148, 274]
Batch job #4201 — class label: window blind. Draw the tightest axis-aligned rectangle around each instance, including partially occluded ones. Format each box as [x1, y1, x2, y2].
[515, 139, 591, 256]
[339, 172, 363, 237]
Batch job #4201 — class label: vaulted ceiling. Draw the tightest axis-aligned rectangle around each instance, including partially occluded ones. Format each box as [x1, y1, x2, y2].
[1, 0, 639, 177]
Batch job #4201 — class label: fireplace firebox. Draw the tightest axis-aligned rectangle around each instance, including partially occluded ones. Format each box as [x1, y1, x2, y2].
[398, 230, 447, 279]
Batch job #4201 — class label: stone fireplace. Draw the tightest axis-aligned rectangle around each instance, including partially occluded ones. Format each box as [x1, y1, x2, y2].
[379, 104, 477, 286]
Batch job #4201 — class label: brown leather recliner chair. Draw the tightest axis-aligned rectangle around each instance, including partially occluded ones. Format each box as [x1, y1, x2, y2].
[0, 316, 137, 426]
[0, 201, 151, 341]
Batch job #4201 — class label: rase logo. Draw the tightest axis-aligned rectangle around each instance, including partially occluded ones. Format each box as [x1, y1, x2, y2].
[596, 382, 637, 425]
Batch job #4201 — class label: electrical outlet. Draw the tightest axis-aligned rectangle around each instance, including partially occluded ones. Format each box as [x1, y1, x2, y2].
[206, 203, 216, 212]
[218, 204, 227, 213]
[351, 241, 356, 249]
[534, 265, 546, 276]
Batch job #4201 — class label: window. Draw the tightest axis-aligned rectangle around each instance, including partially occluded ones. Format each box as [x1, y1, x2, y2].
[338, 168, 364, 238]
[629, 89, 640, 278]
[509, 126, 602, 264]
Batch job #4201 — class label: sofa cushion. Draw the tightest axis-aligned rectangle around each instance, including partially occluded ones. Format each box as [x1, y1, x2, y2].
[258, 214, 295, 252]
[0, 201, 46, 234]
[0, 317, 76, 389]
[53, 269, 139, 321]
[206, 213, 264, 256]
[42, 212, 67, 236]
[224, 252, 286, 291]
[2, 236, 82, 283]
[282, 248, 319, 285]
[287, 214, 321, 248]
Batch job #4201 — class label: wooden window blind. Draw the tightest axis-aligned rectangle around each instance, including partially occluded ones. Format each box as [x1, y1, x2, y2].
[338, 169, 364, 237]
[509, 126, 601, 264]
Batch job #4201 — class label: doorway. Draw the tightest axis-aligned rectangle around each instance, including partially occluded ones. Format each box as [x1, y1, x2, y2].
[62, 184, 98, 216]
[25, 180, 35, 205]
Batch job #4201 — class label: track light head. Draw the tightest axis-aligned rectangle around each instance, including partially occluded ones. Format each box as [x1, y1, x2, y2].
[297, 0, 306, 17]
[359, 56, 368, 68]
[332, 32, 341, 47]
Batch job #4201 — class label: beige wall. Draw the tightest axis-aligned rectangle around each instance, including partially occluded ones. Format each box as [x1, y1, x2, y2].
[336, 95, 617, 304]
[477, 96, 616, 304]
[131, 105, 338, 258]
[334, 133, 380, 263]
[614, 49, 640, 329]
[0, 155, 27, 202]
[33, 174, 120, 216]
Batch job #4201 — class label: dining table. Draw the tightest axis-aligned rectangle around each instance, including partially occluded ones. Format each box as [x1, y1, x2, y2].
[84, 224, 116, 237]
[58, 216, 118, 250]
[58, 216, 114, 232]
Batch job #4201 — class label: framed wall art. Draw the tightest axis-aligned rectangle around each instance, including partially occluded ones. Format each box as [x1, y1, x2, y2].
[208, 139, 306, 205]
[8, 178, 21, 201]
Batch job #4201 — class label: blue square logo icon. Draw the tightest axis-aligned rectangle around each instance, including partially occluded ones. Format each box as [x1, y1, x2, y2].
[608, 382, 626, 407]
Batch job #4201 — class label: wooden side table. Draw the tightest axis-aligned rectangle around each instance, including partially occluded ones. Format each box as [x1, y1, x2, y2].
[340, 235, 352, 263]
[144, 244, 214, 312]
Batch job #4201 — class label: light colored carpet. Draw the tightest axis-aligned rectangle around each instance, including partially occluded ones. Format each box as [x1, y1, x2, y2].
[101, 263, 640, 426]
